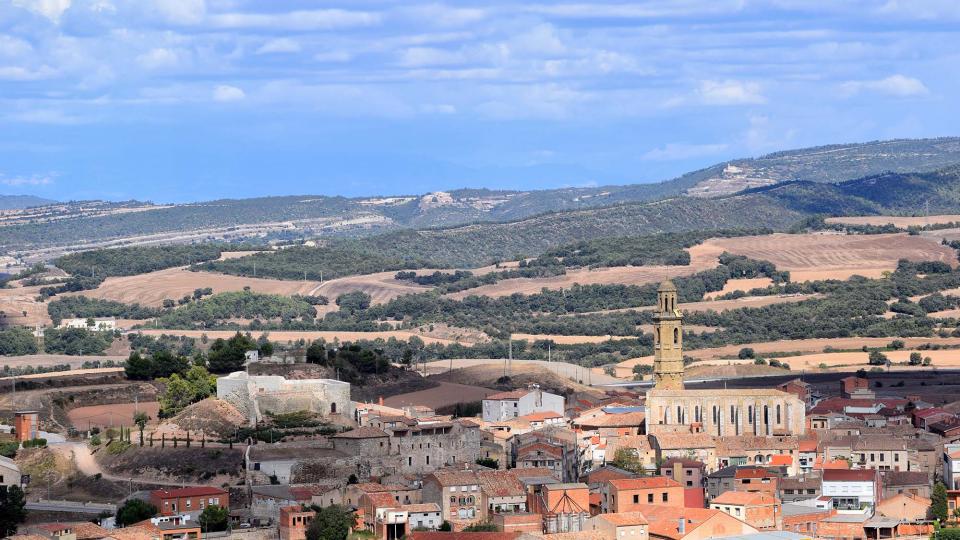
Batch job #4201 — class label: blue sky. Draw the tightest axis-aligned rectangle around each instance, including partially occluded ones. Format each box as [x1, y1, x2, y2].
[0, 0, 957, 203]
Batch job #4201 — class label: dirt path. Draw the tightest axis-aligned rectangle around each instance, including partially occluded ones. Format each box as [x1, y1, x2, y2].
[51, 442, 207, 487]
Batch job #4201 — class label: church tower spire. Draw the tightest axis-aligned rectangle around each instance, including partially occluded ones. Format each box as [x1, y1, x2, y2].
[653, 280, 684, 390]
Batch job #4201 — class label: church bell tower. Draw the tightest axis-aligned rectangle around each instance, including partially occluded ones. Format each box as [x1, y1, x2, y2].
[653, 280, 684, 390]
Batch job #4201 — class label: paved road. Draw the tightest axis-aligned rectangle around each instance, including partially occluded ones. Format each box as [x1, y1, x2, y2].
[26, 500, 116, 514]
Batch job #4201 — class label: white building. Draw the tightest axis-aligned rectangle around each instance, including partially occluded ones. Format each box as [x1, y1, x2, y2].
[58, 317, 116, 332]
[945, 443, 960, 489]
[482, 385, 565, 423]
[821, 469, 880, 511]
[217, 371, 352, 426]
[0, 455, 21, 487]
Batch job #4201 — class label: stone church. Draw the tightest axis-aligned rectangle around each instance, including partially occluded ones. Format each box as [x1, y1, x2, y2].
[645, 280, 806, 437]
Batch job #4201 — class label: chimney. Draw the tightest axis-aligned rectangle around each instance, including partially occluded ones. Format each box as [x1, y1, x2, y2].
[379, 396, 384, 406]
[678, 518, 686, 536]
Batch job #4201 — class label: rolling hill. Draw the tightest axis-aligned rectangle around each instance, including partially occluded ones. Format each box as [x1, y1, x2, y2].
[0, 194, 57, 210]
[2, 137, 960, 253]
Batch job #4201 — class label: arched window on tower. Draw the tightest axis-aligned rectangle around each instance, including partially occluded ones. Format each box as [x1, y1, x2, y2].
[673, 327, 679, 345]
[655, 328, 660, 345]
[776, 404, 781, 425]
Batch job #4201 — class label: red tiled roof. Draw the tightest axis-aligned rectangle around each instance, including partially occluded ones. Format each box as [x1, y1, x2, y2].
[520, 411, 564, 422]
[152, 486, 228, 498]
[768, 455, 793, 466]
[712, 491, 776, 506]
[609, 476, 681, 490]
[408, 532, 522, 540]
[333, 426, 390, 438]
[734, 468, 776, 479]
[823, 469, 877, 482]
[486, 390, 528, 400]
[599, 512, 649, 526]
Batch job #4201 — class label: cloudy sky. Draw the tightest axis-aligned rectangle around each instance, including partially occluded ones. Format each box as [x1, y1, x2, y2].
[0, 0, 957, 202]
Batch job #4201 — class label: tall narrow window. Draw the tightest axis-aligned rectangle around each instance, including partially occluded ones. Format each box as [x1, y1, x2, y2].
[673, 328, 679, 345]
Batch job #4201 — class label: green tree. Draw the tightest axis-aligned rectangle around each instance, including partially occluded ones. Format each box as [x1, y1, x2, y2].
[476, 457, 498, 469]
[909, 352, 923, 365]
[207, 332, 258, 373]
[889, 340, 905, 350]
[0, 485, 27, 536]
[933, 482, 948, 522]
[335, 291, 371, 313]
[133, 411, 150, 446]
[306, 341, 327, 365]
[305, 505, 353, 540]
[463, 522, 499, 532]
[868, 350, 888, 366]
[116, 498, 157, 526]
[198, 504, 229, 532]
[439, 521, 452, 532]
[611, 447, 644, 474]
[124, 351, 153, 380]
[159, 374, 197, 416]
[738, 347, 755, 359]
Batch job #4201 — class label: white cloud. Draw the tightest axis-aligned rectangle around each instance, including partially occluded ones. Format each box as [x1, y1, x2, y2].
[419, 103, 456, 114]
[0, 174, 55, 186]
[212, 84, 245, 102]
[642, 143, 729, 161]
[401, 4, 487, 26]
[152, 0, 205, 25]
[209, 9, 381, 31]
[841, 74, 929, 97]
[257, 38, 301, 55]
[0, 65, 58, 81]
[697, 80, 766, 105]
[314, 51, 353, 63]
[136, 48, 181, 70]
[510, 24, 566, 56]
[0, 36, 34, 58]
[398, 47, 465, 67]
[7, 109, 85, 124]
[11, 0, 72, 22]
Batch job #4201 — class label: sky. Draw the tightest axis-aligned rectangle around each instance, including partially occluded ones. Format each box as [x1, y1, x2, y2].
[0, 0, 958, 203]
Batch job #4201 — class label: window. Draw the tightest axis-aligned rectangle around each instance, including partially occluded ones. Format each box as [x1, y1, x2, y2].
[662, 493, 668, 502]
[647, 494, 654, 503]
[686, 470, 692, 476]
[673, 328, 679, 345]
[186, 500, 192, 508]
[633, 495, 639, 503]
[409, 457, 413, 466]
[894, 454, 899, 462]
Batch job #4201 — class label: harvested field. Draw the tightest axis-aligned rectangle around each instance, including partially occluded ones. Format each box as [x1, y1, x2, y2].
[0, 367, 124, 381]
[217, 250, 267, 260]
[422, 358, 621, 385]
[573, 293, 818, 317]
[511, 333, 638, 344]
[62, 266, 324, 308]
[430, 364, 603, 396]
[134, 329, 467, 345]
[446, 242, 723, 299]
[826, 215, 960, 227]
[0, 284, 50, 326]
[612, 336, 960, 377]
[311, 270, 429, 306]
[67, 401, 160, 431]
[767, 349, 960, 370]
[0, 354, 126, 370]
[701, 232, 955, 281]
[705, 278, 773, 299]
[383, 381, 496, 409]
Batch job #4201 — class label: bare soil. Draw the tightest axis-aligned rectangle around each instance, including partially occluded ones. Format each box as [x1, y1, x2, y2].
[155, 398, 247, 439]
[701, 232, 955, 281]
[826, 215, 960, 227]
[67, 401, 161, 431]
[383, 381, 496, 410]
[135, 328, 468, 345]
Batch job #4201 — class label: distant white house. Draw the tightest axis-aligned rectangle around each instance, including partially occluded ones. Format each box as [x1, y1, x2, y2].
[58, 317, 116, 332]
[0, 455, 22, 488]
[482, 385, 565, 422]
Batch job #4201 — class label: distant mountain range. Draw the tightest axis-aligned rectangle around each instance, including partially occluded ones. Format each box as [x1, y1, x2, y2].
[3, 137, 960, 254]
[0, 194, 57, 210]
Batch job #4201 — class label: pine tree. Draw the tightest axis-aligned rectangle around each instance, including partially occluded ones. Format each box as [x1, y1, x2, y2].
[932, 481, 948, 522]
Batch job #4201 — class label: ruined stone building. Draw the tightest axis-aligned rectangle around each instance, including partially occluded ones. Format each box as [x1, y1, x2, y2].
[645, 281, 806, 438]
[216, 371, 352, 426]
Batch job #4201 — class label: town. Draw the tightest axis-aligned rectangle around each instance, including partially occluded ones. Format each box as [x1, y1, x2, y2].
[4, 283, 959, 540]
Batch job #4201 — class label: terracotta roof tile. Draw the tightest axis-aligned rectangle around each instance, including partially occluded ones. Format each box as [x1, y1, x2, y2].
[609, 476, 682, 490]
